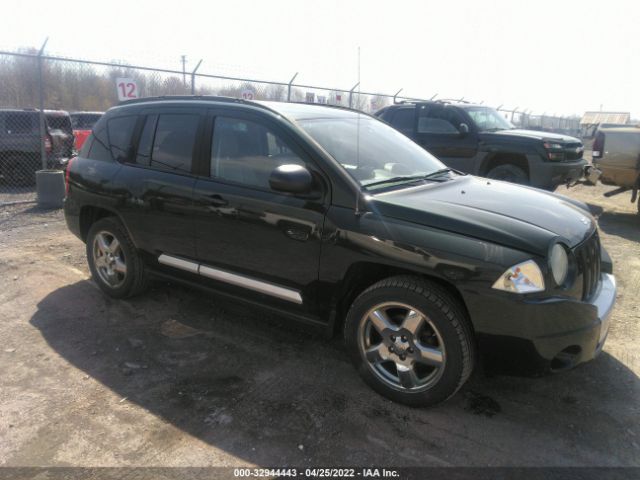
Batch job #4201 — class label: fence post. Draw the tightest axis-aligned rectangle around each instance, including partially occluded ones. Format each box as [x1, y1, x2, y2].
[287, 72, 298, 102]
[511, 107, 519, 123]
[190, 59, 203, 95]
[392, 88, 403, 104]
[348, 82, 360, 109]
[37, 38, 48, 170]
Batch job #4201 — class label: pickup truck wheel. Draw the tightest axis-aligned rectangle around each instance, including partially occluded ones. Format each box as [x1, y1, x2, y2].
[344, 276, 475, 407]
[86, 217, 148, 299]
[486, 164, 528, 185]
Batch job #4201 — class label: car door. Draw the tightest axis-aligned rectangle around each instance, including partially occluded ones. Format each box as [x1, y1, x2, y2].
[414, 103, 478, 172]
[113, 107, 205, 260]
[192, 108, 327, 312]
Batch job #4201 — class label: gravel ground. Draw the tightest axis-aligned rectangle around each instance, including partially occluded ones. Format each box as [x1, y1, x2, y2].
[0, 183, 638, 468]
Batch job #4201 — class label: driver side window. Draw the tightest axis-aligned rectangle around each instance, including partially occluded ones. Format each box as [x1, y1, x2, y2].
[417, 106, 461, 134]
[211, 116, 304, 190]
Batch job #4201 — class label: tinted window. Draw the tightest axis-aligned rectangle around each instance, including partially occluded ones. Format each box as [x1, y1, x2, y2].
[108, 116, 137, 163]
[417, 106, 461, 134]
[86, 121, 112, 162]
[150, 114, 199, 173]
[391, 109, 415, 134]
[4, 112, 36, 134]
[211, 116, 304, 189]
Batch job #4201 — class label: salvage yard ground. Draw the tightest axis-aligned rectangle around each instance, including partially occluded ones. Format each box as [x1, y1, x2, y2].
[0, 182, 638, 467]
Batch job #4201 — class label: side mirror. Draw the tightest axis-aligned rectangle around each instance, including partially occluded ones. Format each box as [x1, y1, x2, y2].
[269, 164, 314, 194]
[458, 123, 470, 137]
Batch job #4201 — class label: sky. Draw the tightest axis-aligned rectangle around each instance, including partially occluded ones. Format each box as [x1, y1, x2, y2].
[1, 0, 639, 117]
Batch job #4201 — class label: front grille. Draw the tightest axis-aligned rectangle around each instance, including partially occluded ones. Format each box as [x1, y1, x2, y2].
[564, 143, 584, 160]
[574, 232, 601, 300]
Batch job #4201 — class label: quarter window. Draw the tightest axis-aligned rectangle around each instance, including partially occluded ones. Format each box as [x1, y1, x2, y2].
[150, 114, 199, 173]
[211, 116, 304, 189]
[107, 116, 137, 162]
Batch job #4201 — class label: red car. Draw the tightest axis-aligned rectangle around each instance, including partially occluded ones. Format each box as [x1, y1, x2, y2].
[70, 112, 103, 151]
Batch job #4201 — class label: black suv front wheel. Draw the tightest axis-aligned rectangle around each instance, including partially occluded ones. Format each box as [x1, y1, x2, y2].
[86, 217, 148, 298]
[344, 276, 475, 407]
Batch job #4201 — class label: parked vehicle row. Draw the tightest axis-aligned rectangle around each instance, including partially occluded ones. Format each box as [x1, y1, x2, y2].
[64, 96, 616, 406]
[0, 109, 102, 185]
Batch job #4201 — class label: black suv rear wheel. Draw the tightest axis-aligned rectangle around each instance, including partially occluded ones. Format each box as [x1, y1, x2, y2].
[344, 276, 475, 407]
[86, 217, 148, 298]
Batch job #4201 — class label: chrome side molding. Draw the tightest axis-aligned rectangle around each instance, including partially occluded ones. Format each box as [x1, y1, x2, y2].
[157, 254, 303, 305]
[158, 254, 199, 274]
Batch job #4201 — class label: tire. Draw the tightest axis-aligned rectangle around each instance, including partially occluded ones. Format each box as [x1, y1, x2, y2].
[344, 275, 475, 407]
[86, 217, 148, 298]
[486, 163, 529, 185]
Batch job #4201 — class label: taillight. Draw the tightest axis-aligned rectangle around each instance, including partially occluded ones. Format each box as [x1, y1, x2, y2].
[65, 156, 75, 196]
[44, 134, 52, 154]
[592, 132, 604, 159]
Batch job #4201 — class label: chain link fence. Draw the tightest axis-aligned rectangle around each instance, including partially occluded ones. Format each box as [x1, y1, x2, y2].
[0, 49, 581, 205]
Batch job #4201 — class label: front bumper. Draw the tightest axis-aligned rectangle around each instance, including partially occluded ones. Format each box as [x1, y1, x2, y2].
[528, 155, 587, 189]
[470, 273, 617, 375]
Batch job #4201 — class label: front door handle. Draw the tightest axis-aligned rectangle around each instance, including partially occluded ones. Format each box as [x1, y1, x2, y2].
[205, 194, 228, 207]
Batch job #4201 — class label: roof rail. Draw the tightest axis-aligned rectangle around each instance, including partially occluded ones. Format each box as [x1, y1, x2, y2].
[117, 94, 251, 107]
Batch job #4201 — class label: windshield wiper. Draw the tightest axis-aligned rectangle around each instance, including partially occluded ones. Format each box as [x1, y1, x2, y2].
[422, 167, 465, 179]
[364, 174, 428, 188]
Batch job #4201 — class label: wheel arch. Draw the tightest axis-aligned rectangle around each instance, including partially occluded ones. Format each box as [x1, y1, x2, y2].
[331, 261, 474, 338]
[480, 151, 530, 178]
[79, 205, 134, 245]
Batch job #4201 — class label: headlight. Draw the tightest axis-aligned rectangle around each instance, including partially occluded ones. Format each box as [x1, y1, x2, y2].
[492, 260, 545, 294]
[549, 243, 569, 286]
[543, 141, 565, 160]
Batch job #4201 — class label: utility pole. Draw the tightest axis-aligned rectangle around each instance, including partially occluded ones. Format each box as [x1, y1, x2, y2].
[181, 55, 187, 88]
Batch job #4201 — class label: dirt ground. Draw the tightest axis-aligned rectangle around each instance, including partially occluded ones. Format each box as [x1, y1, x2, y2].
[0, 182, 638, 468]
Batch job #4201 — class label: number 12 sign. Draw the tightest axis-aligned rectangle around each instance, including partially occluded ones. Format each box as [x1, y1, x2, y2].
[116, 78, 139, 101]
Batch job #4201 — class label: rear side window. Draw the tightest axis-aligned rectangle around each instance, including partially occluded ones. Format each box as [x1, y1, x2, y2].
[150, 114, 199, 173]
[46, 114, 72, 132]
[107, 116, 137, 162]
[4, 112, 36, 134]
[391, 109, 415, 135]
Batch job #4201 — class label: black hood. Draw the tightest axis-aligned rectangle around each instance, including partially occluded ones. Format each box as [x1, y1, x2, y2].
[482, 129, 582, 144]
[369, 176, 595, 256]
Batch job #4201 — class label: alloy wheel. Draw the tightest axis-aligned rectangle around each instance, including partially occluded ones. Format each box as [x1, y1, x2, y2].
[92, 230, 127, 288]
[358, 302, 446, 392]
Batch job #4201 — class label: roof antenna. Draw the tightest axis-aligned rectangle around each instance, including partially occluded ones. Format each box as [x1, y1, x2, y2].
[355, 46, 364, 217]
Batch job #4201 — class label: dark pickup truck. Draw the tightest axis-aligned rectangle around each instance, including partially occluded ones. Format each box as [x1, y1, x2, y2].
[0, 109, 74, 184]
[376, 101, 587, 190]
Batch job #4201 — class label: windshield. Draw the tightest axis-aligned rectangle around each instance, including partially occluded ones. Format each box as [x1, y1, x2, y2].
[297, 116, 445, 189]
[465, 107, 514, 132]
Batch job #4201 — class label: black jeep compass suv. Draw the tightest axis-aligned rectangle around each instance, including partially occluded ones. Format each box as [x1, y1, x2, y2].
[64, 96, 616, 406]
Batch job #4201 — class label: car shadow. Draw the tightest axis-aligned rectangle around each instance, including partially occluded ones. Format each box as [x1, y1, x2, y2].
[594, 209, 639, 242]
[29, 280, 640, 466]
